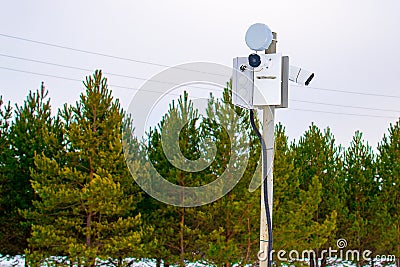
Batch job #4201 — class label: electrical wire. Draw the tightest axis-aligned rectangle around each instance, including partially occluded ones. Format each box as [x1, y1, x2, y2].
[1, 66, 398, 120]
[292, 84, 400, 99]
[2, 33, 400, 99]
[0, 66, 210, 94]
[289, 108, 399, 119]
[0, 54, 225, 92]
[0, 66, 82, 82]
[0, 33, 226, 77]
[0, 66, 196, 99]
[0, 33, 174, 68]
[249, 109, 273, 267]
[1, 53, 400, 114]
[290, 99, 400, 113]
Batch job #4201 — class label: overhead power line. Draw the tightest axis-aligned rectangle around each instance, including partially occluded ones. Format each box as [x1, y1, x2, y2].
[292, 84, 400, 99]
[0, 66, 398, 120]
[2, 33, 400, 99]
[290, 108, 399, 119]
[0, 33, 172, 68]
[290, 99, 400, 113]
[0, 33, 225, 77]
[1, 42, 400, 99]
[1, 53, 400, 114]
[0, 54, 221, 91]
[0, 66, 82, 82]
[0, 66, 207, 98]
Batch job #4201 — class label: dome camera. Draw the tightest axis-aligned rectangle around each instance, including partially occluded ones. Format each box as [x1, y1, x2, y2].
[248, 53, 261, 68]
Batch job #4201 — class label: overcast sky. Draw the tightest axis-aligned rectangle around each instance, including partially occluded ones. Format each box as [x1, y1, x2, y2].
[1, 0, 399, 149]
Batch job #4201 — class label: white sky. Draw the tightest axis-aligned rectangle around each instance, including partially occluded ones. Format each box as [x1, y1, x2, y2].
[1, 0, 399, 149]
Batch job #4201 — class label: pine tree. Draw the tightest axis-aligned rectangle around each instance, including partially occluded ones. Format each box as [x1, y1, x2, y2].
[196, 86, 261, 267]
[292, 124, 342, 266]
[273, 124, 336, 265]
[0, 85, 64, 257]
[23, 71, 147, 267]
[144, 92, 208, 267]
[342, 131, 379, 266]
[0, 97, 13, 257]
[375, 120, 400, 267]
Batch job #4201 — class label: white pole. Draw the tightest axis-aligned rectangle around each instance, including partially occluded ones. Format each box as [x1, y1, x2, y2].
[260, 32, 277, 267]
[260, 106, 275, 267]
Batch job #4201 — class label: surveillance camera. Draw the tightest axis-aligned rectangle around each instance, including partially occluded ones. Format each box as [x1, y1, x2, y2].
[233, 53, 284, 109]
[289, 65, 314, 86]
[248, 53, 261, 68]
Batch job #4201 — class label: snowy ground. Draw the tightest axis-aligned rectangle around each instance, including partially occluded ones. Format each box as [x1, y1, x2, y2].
[0, 256, 397, 267]
[0, 257, 210, 267]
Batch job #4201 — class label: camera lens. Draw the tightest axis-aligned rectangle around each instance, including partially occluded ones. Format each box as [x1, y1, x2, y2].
[248, 53, 261, 68]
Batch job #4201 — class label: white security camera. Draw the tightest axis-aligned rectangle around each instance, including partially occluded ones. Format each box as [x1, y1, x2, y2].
[232, 53, 284, 109]
[232, 22, 316, 110]
[289, 65, 314, 86]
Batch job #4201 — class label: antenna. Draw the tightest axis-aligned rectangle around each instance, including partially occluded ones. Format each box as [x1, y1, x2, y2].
[245, 23, 273, 51]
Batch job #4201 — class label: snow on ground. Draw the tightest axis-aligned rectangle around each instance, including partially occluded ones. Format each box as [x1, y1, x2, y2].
[0, 256, 397, 267]
[0, 257, 210, 267]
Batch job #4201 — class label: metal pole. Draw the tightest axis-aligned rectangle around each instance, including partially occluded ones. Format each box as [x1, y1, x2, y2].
[260, 32, 277, 267]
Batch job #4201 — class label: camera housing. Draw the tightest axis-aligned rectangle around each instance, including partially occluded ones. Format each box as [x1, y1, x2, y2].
[233, 53, 287, 109]
[289, 65, 314, 86]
